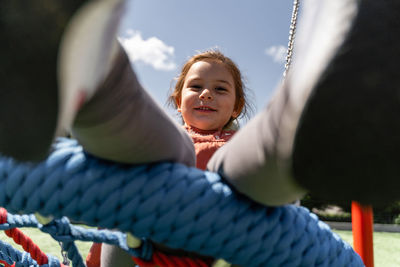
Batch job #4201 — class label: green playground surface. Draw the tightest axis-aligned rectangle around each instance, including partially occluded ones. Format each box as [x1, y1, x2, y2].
[0, 227, 92, 264]
[1, 228, 400, 266]
[335, 230, 400, 267]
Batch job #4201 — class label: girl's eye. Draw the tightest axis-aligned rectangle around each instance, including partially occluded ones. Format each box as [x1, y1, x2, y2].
[191, 85, 202, 90]
[215, 87, 227, 92]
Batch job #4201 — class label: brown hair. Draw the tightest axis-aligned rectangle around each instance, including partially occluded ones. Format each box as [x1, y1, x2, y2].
[169, 49, 252, 128]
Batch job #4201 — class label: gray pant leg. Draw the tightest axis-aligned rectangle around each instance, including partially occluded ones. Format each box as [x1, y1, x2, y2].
[208, 0, 400, 206]
[72, 44, 195, 166]
[101, 244, 133, 267]
[207, 0, 354, 206]
[207, 83, 306, 206]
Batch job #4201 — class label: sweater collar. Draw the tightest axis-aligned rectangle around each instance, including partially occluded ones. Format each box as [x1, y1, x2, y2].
[184, 125, 223, 137]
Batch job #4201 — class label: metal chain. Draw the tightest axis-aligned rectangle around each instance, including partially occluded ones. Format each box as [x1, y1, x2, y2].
[284, 0, 300, 77]
[58, 241, 71, 266]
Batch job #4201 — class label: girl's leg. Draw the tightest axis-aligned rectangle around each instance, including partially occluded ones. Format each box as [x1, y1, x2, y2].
[207, 92, 307, 206]
[3, 4, 195, 266]
[71, 42, 195, 166]
[208, 0, 400, 206]
[58, 0, 195, 166]
[101, 244, 133, 267]
[0, 0, 195, 167]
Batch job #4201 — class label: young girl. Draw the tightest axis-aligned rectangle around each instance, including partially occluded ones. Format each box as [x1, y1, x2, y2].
[97, 50, 252, 267]
[169, 49, 251, 170]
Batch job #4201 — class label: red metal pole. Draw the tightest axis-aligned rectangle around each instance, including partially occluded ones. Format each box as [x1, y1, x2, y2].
[352, 201, 374, 267]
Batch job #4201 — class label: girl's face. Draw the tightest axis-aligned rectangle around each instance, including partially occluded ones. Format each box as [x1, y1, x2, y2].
[177, 60, 238, 131]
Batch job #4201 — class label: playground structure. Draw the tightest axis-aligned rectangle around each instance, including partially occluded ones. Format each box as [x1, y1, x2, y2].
[1, 0, 400, 266]
[0, 138, 364, 266]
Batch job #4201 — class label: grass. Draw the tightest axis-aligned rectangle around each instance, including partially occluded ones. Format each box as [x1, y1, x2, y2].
[334, 230, 400, 267]
[0, 227, 92, 264]
[1, 227, 400, 266]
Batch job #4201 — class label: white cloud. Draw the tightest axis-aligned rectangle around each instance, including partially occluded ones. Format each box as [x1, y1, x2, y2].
[265, 45, 287, 64]
[119, 30, 176, 71]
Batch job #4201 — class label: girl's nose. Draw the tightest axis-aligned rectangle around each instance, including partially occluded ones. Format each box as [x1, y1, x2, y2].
[199, 89, 212, 100]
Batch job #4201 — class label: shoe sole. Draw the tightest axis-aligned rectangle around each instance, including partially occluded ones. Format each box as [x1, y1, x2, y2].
[292, 0, 400, 205]
[0, 1, 84, 161]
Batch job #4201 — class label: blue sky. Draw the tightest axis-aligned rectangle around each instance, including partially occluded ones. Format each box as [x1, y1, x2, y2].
[117, 0, 296, 120]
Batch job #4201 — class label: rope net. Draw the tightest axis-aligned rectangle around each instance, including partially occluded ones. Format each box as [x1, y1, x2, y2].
[0, 138, 364, 266]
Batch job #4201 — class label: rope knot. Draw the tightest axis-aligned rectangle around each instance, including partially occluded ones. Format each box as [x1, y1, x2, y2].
[41, 217, 74, 242]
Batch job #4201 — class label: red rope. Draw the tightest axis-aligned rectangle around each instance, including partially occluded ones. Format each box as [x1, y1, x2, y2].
[132, 250, 213, 267]
[0, 207, 212, 267]
[88, 240, 213, 267]
[0, 208, 49, 266]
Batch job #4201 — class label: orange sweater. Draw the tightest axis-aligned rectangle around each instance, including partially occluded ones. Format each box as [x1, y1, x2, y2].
[185, 126, 236, 170]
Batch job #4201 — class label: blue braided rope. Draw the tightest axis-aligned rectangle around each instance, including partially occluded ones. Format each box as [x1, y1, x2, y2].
[0, 138, 364, 266]
[0, 212, 153, 263]
[0, 213, 38, 229]
[0, 239, 61, 267]
[39, 218, 85, 267]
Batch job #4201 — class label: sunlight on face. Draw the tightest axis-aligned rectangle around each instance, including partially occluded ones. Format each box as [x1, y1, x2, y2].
[177, 60, 238, 131]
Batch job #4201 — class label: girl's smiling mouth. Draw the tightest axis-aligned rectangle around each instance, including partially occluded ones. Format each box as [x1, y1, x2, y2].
[194, 106, 217, 112]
